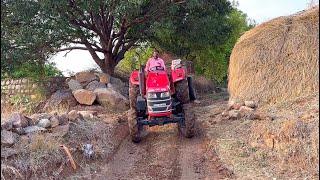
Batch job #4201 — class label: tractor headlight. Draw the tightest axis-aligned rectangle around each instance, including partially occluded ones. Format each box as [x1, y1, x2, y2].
[160, 91, 170, 98]
[147, 92, 157, 99]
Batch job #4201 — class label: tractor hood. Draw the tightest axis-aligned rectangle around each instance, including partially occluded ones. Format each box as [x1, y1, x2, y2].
[146, 71, 170, 93]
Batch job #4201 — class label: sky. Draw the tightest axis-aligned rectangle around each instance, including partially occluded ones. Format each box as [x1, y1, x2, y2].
[50, 0, 317, 76]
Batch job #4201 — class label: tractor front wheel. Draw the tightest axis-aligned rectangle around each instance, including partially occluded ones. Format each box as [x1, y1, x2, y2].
[128, 82, 142, 143]
[178, 104, 195, 138]
[127, 109, 142, 143]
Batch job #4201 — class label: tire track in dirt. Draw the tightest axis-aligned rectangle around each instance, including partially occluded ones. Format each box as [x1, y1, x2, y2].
[95, 100, 233, 180]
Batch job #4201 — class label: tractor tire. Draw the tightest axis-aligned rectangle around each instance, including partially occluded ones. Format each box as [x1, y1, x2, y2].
[187, 76, 196, 101]
[129, 82, 139, 109]
[128, 82, 142, 143]
[178, 104, 195, 138]
[175, 79, 190, 104]
[127, 109, 142, 143]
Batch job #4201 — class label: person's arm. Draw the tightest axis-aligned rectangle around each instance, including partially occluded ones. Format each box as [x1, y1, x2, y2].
[160, 59, 166, 71]
[145, 59, 150, 72]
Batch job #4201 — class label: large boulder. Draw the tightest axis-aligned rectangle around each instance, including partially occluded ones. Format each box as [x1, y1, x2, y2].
[109, 77, 129, 97]
[1, 130, 18, 147]
[85, 80, 107, 91]
[73, 89, 96, 105]
[96, 73, 110, 84]
[94, 88, 129, 111]
[67, 79, 83, 91]
[44, 89, 78, 110]
[75, 72, 98, 86]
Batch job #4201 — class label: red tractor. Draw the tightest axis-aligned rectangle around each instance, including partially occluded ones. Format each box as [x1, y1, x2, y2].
[127, 59, 196, 143]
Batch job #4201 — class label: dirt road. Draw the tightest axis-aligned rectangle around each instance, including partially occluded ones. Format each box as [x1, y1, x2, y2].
[90, 96, 233, 180]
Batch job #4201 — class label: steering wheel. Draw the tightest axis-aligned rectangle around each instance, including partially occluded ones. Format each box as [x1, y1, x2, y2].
[149, 65, 165, 72]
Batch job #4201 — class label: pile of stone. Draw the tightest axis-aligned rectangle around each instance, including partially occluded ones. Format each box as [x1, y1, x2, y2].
[222, 100, 264, 120]
[1, 110, 98, 148]
[66, 71, 129, 111]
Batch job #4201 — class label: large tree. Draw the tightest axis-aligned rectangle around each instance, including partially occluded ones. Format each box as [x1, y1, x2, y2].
[1, 0, 233, 75]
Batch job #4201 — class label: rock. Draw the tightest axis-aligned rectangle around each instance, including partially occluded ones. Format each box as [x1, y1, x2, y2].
[239, 106, 255, 118]
[1, 130, 18, 147]
[67, 79, 83, 91]
[94, 88, 129, 111]
[12, 128, 25, 135]
[23, 126, 47, 134]
[193, 100, 201, 104]
[228, 100, 235, 110]
[44, 89, 78, 110]
[239, 106, 254, 113]
[109, 77, 129, 97]
[244, 101, 256, 108]
[83, 144, 94, 159]
[38, 119, 51, 128]
[1, 148, 18, 158]
[96, 73, 110, 84]
[221, 111, 229, 117]
[67, 110, 79, 121]
[1, 121, 13, 131]
[75, 72, 98, 85]
[228, 110, 241, 119]
[7, 112, 29, 128]
[85, 80, 107, 91]
[28, 113, 52, 125]
[228, 100, 244, 110]
[50, 116, 60, 128]
[51, 124, 70, 137]
[78, 111, 97, 120]
[58, 114, 69, 125]
[73, 89, 96, 105]
[233, 103, 243, 110]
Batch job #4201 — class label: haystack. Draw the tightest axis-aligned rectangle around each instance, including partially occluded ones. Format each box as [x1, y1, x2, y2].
[228, 6, 319, 105]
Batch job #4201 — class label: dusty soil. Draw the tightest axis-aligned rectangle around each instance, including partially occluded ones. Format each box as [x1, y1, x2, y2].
[60, 92, 234, 180]
[3, 91, 318, 179]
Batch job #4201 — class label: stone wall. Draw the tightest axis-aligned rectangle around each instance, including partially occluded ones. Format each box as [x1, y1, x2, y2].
[1, 77, 68, 104]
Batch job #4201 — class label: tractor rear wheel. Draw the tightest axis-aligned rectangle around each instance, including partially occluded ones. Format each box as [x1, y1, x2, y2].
[175, 79, 190, 104]
[178, 104, 195, 138]
[128, 82, 142, 143]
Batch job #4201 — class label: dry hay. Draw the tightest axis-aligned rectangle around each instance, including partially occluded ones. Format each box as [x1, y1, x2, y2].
[228, 6, 319, 106]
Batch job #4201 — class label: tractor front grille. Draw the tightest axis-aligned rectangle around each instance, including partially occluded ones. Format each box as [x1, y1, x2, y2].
[147, 98, 172, 113]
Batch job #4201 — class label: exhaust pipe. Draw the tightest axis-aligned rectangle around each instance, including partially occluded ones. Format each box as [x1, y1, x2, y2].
[138, 65, 145, 96]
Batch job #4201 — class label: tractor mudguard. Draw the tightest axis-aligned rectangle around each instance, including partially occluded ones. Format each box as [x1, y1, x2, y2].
[171, 68, 186, 83]
[130, 70, 140, 85]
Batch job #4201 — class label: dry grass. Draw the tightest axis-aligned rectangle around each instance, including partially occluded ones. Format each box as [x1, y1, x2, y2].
[249, 93, 319, 177]
[1, 133, 65, 179]
[199, 91, 319, 179]
[228, 6, 319, 106]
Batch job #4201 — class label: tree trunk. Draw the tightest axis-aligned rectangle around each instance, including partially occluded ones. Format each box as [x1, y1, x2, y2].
[102, 53, 116, 75]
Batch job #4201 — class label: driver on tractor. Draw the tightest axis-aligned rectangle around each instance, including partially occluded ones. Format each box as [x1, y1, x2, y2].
[145, 49, 166, 72]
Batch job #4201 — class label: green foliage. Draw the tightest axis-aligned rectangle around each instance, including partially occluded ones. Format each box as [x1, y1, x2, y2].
[1, 0, 234, 75]
[2, 0, 254, 83]
[116, 45, 153, 72]
[152, 2, 255, 83]
[2, 62, 63, 80]
[1, 1, 63, 79]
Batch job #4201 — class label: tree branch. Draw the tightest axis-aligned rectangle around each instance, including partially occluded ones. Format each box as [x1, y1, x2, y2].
[55, 47, 95, 52]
